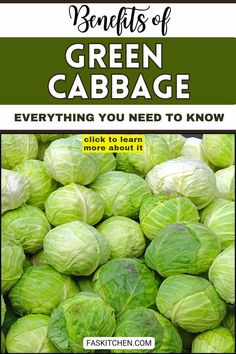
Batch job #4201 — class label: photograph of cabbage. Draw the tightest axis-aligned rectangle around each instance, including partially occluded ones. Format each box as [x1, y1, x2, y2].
[1, 133, 235, 353]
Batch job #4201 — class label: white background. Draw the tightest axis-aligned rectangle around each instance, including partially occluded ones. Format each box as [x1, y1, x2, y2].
[0, 3, 236, 37]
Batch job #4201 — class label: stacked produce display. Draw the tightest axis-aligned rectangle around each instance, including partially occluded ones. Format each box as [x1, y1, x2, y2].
[1, 133, 235, 353]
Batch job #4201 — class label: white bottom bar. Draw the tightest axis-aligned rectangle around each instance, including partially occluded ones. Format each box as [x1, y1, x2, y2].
[0, 105, 235, 131]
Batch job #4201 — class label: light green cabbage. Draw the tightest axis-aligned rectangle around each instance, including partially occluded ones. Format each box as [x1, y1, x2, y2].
[159, 134, 186, 159]
[14, 159, 58, 209]
[2, 205, 51, 253]
[156, 274, 226, 333]
[116, 134, 170, 177]
[90, 171, 151, 219]
[45, 183, 104, 226]
[113, 308, 182, 353]
[30, 249, 48, 266]
[6, 314, 59, 353]
[215, 165, 235, 201]
[221, 310, 235, 335]
[1, 134, 38, 169]
[209, 246, 235, 304]
[146, 157, 216, 210]
[201, 198, 235, 249]
[43, 136, 99, 185]
[192, 327, 235, 353]
[1, 236, 25, 294]
[139, 195, 199, 240]
[145, 222, 221, 277]
[93, 258, 159, 316]
[48, 292, 116, 353]
[97, 216, 146, 258]
[44, 221, 110, 276]
[95, 152, 116, 175]
[9, 265, 79, 315]
[1, 169, 30, 215]
[181, 137, 213, 167]
[202, 134, 235, 168]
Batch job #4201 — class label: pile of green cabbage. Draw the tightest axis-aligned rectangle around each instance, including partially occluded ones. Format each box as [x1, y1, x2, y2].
[1, 133, 235, 354]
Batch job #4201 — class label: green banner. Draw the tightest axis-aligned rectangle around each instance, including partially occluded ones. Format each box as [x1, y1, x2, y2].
[0, 38, 235, 104]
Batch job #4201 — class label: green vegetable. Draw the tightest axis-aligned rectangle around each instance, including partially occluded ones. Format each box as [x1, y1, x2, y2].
[2, 205, 51, 253]
[97, 216, 146, 258]
[45, 183, 104, 226]
[146, 157, 216, 210]
[1, 169, 30, 214]
[156, 274, 226, 333]
[113, 308, 182, 353]
[215, 165, 235, 201]
[221, 310, 235, 335]
[1, 134, 38, 169]
[159, 134, 186, 159]
[191, 327, 235, 353]
[44, 221, 110, 275]
[202, 134, 235, 168]
[116, 134, 170, 177]
[90, 171, 151, 219]
[30, 249, 48, 265]
[48, 292, 116, 353]
[36, 134, 68, 142]
[44, 136, 99, 185]
[9, 265, 78, 315]
[181, 137, 211, 164]
[6, 314, 59, 353]
[1, 236, 25, 294]
[14, 159, 58, 209]
[201, 198, 235, 250]
[145, 222, 221, 277]
[139, 195, 199, 240]
[209, 246, 235, 304]
[93, 258, 159, 316]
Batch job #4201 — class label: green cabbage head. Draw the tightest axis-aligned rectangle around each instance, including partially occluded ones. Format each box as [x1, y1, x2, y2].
[48, 292, 116, 353]
[113, 308, 182, 353]
[45, 183, 104, 226]
[1, 236, 25, 294]
[116, 134, 171, 177]
[159, 134, 186, 159]
[97, 216, 146, 258]
[139, 195, 199, 240]
[9, 265, 79, 315]
[191, 327, 235, 353]
[1, 134, 38, 169]
[202, 134, 235, 168]
[201, 198, 235, 250]
[209, 246, 235, 304]
[93, 258, 159, 316]
[44, 221, 110, 276]
[90, 171, 151, 219]
[1, 169, 30, 214]
[14, 159, 58, 209]
[156, 274, 226, 333]
[6, 314, 59, 353]
[181, 137, 213, 167]
[146, 157, 216, 210]
[145, 222, 221, 277]
[2, 205, 51, 253]
[215, 165, 235, 201]
[221, 310, 235, 336]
